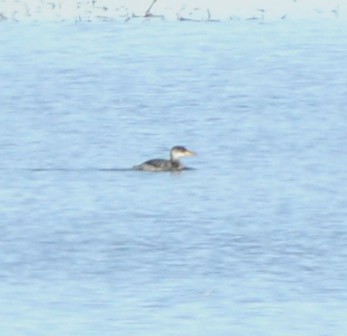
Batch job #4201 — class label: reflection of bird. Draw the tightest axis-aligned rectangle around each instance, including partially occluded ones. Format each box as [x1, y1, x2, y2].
[133, 146, 196, 171]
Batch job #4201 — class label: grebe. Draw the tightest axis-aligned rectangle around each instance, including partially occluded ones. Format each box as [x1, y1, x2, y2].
[133, 146, 196, 171]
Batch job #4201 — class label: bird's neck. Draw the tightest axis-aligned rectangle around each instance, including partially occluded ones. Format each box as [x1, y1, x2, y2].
[170, 152, 177, 161]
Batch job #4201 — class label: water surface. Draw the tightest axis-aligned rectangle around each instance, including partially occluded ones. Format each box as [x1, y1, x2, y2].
[1, 20, 347, 335]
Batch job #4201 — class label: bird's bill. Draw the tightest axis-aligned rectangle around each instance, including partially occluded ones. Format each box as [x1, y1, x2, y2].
[184, 149, 196, 156]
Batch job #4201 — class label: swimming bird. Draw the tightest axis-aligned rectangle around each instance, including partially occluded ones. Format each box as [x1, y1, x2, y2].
[132, 146, 196, 171]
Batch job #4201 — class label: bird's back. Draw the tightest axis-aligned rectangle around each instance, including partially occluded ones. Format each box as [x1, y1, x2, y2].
[133, 159, 181, 171]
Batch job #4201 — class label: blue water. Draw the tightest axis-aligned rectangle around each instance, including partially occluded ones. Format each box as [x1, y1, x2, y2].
[1, 20, 347, 335]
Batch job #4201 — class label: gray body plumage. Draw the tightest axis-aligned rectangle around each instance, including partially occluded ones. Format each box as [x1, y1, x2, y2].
[133, 159, 183, 171]
[132, 146, 195, 172]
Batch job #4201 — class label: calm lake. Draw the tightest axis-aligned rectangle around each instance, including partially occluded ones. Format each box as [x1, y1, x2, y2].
[1, 19, 347, 335]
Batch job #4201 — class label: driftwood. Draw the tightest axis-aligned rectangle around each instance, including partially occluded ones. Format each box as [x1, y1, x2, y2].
[145, 0, 158, 17]
[127, 0, 220, 22]
[128, 0, 163, 20]
[177, 8, 219, 22]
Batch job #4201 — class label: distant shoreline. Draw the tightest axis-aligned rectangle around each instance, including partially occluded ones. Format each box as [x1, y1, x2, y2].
[0, 0, 345, 22]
